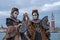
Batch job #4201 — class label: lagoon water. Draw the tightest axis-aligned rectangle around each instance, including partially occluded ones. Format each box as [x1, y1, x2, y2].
[0, 33, 6, 40]
[0, 32, 60, 40]
[50, 33, 60, 40]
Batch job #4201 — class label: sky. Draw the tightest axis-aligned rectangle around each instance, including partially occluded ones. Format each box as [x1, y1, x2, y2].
[0, 0, 60, 28]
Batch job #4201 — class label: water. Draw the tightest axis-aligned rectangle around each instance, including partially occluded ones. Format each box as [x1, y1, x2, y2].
[0, 33, 6, 40]
[0, 32, 60, 40]
[50, 33, 60, 40]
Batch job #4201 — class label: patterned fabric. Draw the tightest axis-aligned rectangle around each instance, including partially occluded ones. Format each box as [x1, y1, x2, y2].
[19, 21, 28, 33]
[32, 19, 42, 40]
[19, 21, 28, 40]
[32, 19, 41, 32]
[20, 33, 28, 40]
[5, 18, 21, 40]
[41, 16, 50, 40]
[35, 31, 42, 40]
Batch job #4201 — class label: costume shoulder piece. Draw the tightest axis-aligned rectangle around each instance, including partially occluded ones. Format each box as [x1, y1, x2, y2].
[19, 21, 27, 33]
[6, 18, 21, 26]
[6, 18, 14, 26]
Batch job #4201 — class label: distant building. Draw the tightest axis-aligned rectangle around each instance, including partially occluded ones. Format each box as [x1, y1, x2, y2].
[0, 24, 7, 32]
[51, 12, 55, 32]
[0, 24, 6, 29]
[55, 27, 60, 32]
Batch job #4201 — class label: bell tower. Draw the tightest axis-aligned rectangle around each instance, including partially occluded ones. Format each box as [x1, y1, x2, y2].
[51, 12, 55, 31]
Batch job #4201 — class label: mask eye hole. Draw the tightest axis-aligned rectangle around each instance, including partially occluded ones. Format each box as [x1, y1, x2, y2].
[33, 13, 37, 16]
[33, 14, 37, 16]
[14, 11, 19, 15]
[14, 13, 18, 15]
[15, 13, 18, 15]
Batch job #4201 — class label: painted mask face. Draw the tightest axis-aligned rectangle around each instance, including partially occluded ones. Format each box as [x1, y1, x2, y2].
[33, 13, 38, 20]
[13, 11, 19, 18]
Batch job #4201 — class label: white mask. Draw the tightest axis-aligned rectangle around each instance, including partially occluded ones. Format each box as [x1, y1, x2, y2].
[33, 16, 38, 20]
[13, 11, 18, 18]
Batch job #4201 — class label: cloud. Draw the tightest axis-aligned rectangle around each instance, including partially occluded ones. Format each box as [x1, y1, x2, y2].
[31, 0, 60, 6]
[0, 0, 60, 17]
[0, 11, 10, 17]
[18, 1, 60, 12]
[0, 1, 60, 17]
[41, 1, 60, 11]
[0, 0, 60, 11]
[0, 0, 60, 28]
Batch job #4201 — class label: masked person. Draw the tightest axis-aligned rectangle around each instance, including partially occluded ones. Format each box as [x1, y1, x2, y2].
[19, 13, 30, 40]
[4, 7, 22, 40]
[31, 9, 42, 40]
[31, 9, 49, 40]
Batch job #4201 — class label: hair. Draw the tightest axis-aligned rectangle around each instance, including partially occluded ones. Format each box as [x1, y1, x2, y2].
[11, 7, 19, 15]
[32, 9, 39, 16]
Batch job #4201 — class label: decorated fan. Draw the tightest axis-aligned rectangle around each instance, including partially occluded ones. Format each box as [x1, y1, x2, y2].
[41, 16, 49, 29]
